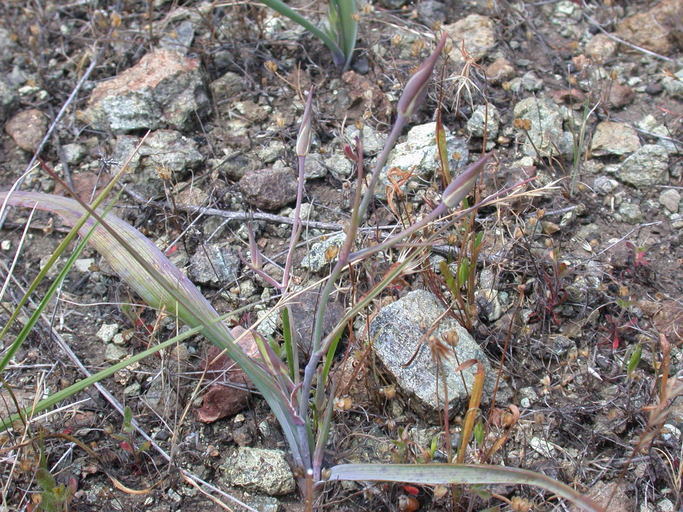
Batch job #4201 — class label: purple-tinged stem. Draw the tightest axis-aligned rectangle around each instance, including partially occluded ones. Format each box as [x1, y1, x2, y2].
[283, 89, 315, 290]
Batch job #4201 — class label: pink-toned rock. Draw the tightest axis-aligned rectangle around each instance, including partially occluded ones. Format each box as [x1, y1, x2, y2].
[591, 121, 641, 156]
[5, 108, 47, 151]
[585, 33, 618, 63]
[603, 82, 635, 109]
[616, 0, 683, 55]
[80, 49, 208, 133]
[485, 57, 515, 85]
[239, 167, 298, 211]
[196, 326, 262, 423]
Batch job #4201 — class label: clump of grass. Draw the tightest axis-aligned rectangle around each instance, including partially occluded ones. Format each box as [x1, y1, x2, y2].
[0, 34, 602, 512]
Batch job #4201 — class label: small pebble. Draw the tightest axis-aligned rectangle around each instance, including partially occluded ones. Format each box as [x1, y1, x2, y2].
[74, 258, 95, 273]
[659, 189, 680, 213]
[96, 323, 119, 343]
[645, 82, 662, 95]
[104, 343, 127, 362]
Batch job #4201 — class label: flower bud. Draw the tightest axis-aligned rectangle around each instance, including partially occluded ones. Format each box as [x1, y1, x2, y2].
[296, 89, 314, 157]
[396, 33, 448, 120]
[441, 154, 491, 209]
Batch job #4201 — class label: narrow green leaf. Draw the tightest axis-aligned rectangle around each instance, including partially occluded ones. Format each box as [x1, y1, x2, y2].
[627, 342, 642, 377]
[333, 0, 357, 69]
[36, 468, 57, 491]
[429, 436, 438, 456]
[473, 231, 484, 251]
[256, 0, 345, 66]
[439, 260, 457, 296]
[435, 110, 450, 185]
[123, 406, 133, 433]
[326, 464, 603, 512]
[321, 327, 343, 387]
[473, 420, 485, 445]
[457, 257, 470, 289]
[281, 308, 297, 381]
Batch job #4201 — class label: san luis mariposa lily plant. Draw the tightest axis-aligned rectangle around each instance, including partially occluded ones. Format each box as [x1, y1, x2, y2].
[0, 33, 602, 512]
[256, 0, 358, 70]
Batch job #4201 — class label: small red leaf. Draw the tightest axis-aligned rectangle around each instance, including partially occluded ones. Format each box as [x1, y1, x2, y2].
[343, 144, 356, 161]
[402, 484, 420, 496]
[119, 441, 133, 453]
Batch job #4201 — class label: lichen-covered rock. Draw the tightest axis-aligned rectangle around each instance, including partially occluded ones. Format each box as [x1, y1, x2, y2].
[585, 33, 618, 63]
[239, 167, 298, 210]
[80, 49, 208, 132]
[221, 447, 295, 496]
[370, 290, 496, 414]
[467, 104, 500, 139]
[638, 114, 680, 154]
[443, 15, 496, 65]
[158, 20, 195, 54]
[344, 124, 386, 156]
[617, 144, 669, 187]
[659, 189, 681, 213]
[485, 58, 515, 85]
[513, 97, 572, 158]
[301, 233, 345, 272]
[415, 0, 447, 27]
[590, 121, 641, 156]
[617, 202, 643, 224]
[210, 71, 244, 99]
[189, 244, 240, 285]
[377, 122, 468, 200]
[0, 77, 16, 122]
[61, 143, 87, 165]
[111, 129, 203, 197]
[0, 28, 16, 65]
[662, 68, 683, 98]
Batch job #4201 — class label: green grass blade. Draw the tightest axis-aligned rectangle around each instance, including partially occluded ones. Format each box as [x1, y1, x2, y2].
[326, 464, 603, 512]
[0, 191, 308, 469]
[0, 313, 204, 430]
[281, 307, 298, 382]
[313, 325, 344, 414]
[332, 0, 357, 69]
[320, 327, 343, 388]
[0, 222, 96, 374]
[256, 0, 345, 66]
[435, 110, 450, 185]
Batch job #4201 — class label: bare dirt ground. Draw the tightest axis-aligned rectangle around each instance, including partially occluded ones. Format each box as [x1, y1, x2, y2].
[0, 0, 681, 511]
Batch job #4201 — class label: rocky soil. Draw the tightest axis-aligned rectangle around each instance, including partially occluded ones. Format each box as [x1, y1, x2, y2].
[0, 0, 681, 511]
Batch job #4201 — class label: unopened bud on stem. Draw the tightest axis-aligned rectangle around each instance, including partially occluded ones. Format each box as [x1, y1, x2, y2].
[296, 88, 315, 157]
[441, 154, 492, 209]
[396, 33, 448, 120]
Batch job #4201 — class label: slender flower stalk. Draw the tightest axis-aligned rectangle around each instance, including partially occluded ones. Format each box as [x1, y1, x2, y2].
[298, 35, 450, 478]
[355, 33, 448, 225]
[283, 88, 315, 290]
